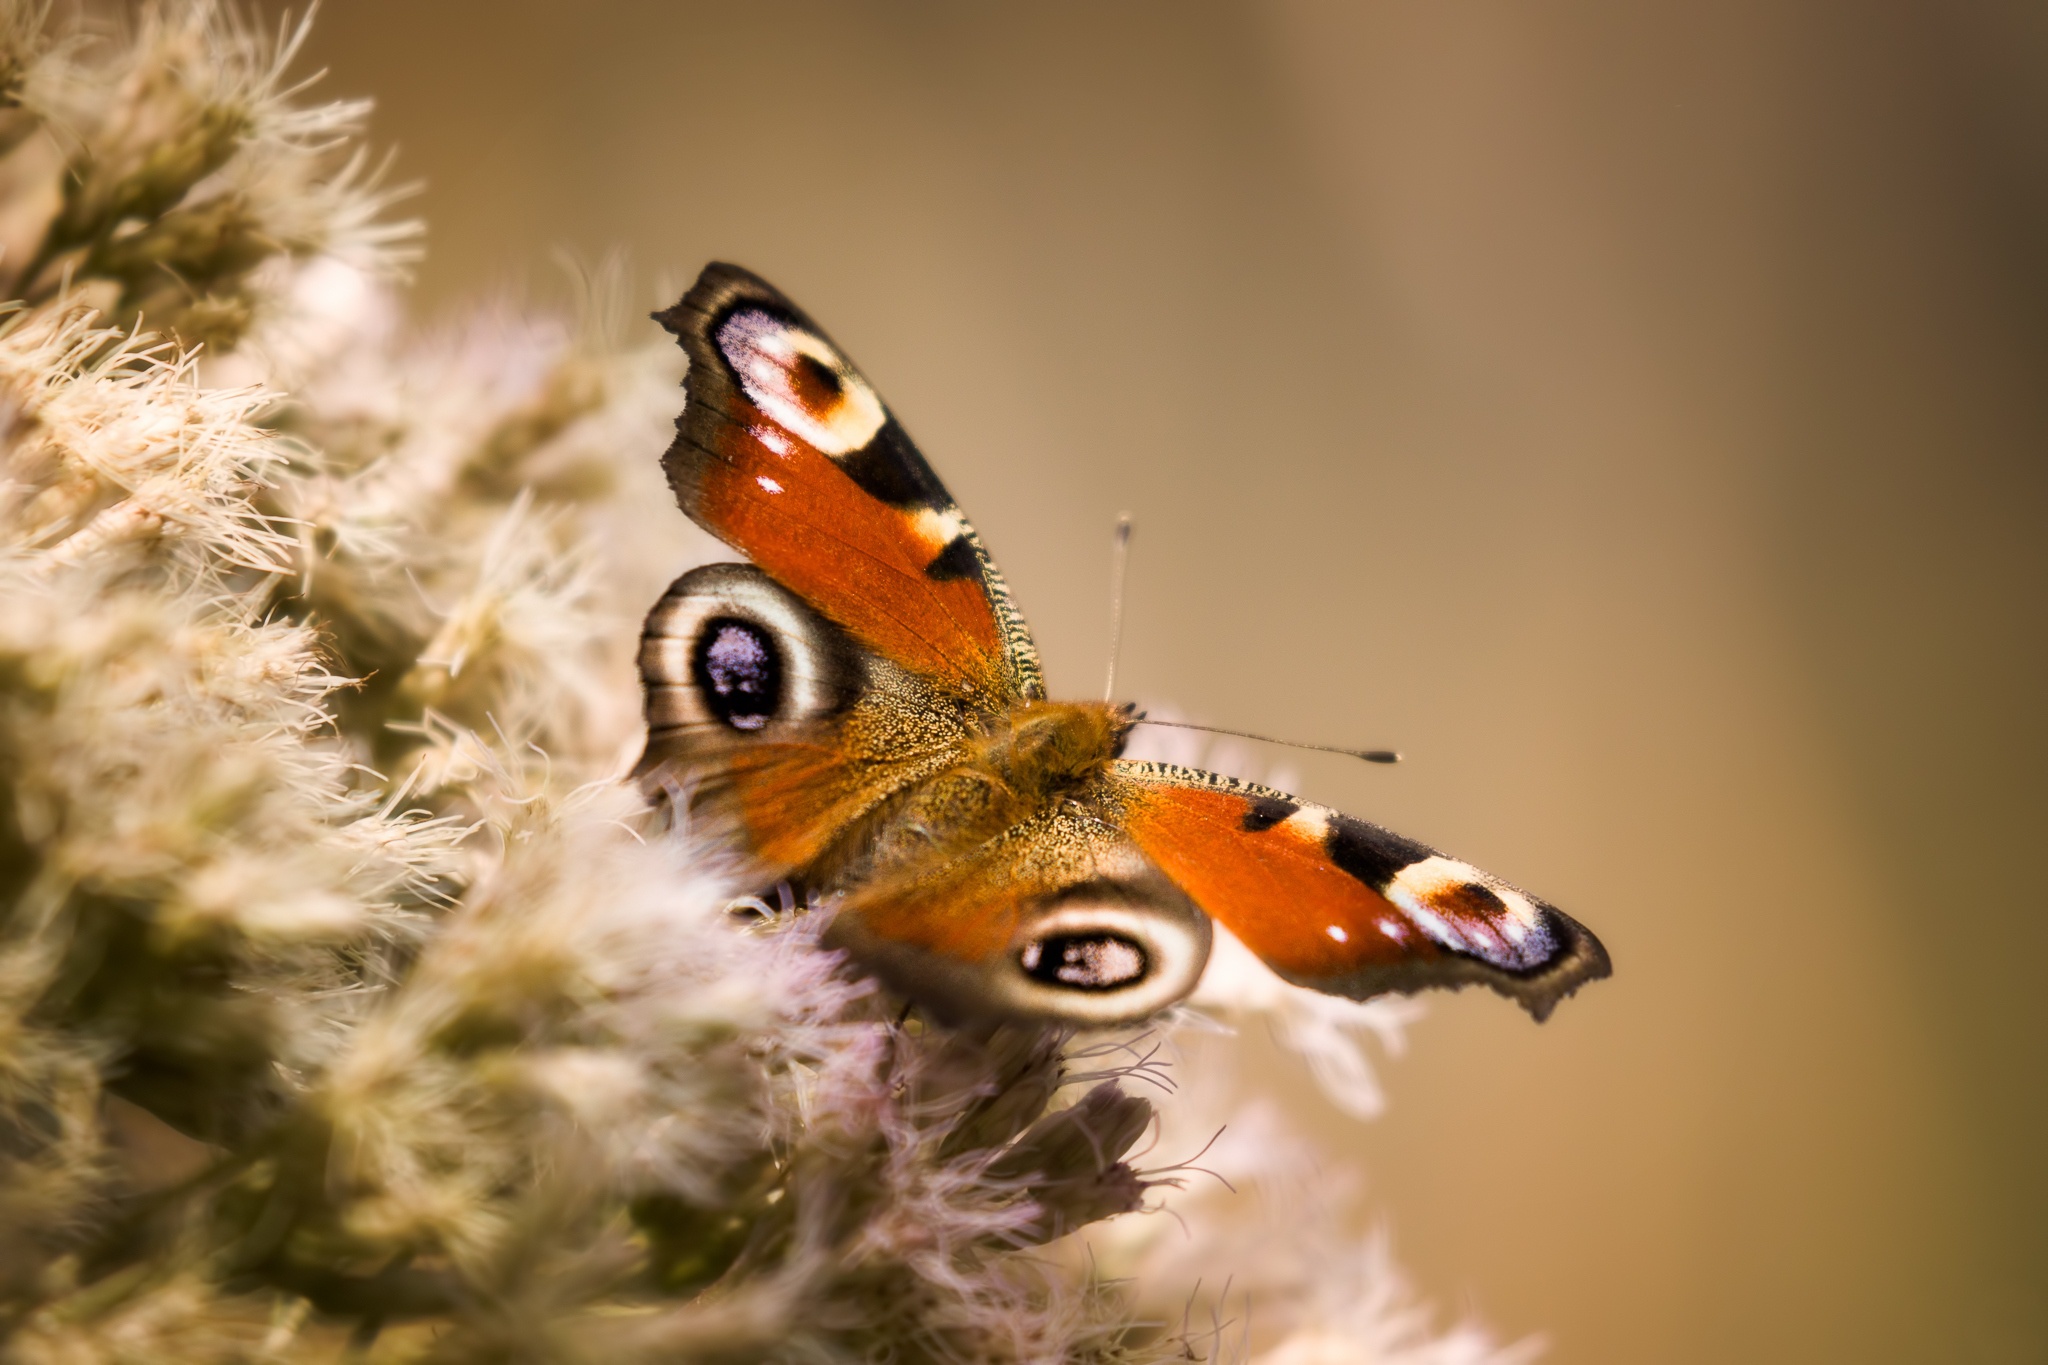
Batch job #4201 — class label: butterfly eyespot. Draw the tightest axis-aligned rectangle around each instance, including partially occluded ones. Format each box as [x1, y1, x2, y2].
[692, 617, 782, 731]
[1382, 856, 1558, 970]
[791, 353, 843, 406]
[1018, 932, 1150, 990]
[989, 888, 1210, 1023]
[639, 563, 858, 741]
[716, 307, 886, 456]
[820, 874, 1211, 1026]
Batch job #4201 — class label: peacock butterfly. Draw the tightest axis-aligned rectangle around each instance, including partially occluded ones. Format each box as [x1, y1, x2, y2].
[635, 263, 1610, 1025]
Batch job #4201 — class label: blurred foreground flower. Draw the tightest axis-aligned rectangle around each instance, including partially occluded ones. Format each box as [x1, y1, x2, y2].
[0, 4, 1536, 1361]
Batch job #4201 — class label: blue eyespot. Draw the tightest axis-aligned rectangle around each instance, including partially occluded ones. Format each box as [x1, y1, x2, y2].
[692, 618, 782, 732]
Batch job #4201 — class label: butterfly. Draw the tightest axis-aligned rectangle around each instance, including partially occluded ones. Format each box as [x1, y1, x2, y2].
[635, 263, 1610, 1025]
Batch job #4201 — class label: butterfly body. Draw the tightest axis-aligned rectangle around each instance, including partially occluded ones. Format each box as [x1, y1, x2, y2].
[637, 264, 1611, 1026]
[865, 700, 1124, 858]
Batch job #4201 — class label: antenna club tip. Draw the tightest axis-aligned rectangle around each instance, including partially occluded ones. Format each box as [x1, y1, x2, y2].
[1357, 750, 1402, 764]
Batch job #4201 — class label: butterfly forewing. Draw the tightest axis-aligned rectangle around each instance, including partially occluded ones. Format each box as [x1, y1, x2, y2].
[1110, 761, 1610, 1020]
[654, 264, 1042, 708]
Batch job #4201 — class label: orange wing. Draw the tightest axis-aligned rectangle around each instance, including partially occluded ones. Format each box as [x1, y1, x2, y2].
[654, 264, 1041, 708]
[1110, 761, 1610, 1019]
[823, 806, 1213, 1026]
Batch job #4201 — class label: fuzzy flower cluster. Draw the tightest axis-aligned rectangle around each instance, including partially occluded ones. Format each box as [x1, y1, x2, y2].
[0, 4, 1534, 1362]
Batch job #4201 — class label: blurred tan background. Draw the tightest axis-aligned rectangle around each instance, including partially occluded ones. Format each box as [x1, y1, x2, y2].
[263, 2, 2046, 1360]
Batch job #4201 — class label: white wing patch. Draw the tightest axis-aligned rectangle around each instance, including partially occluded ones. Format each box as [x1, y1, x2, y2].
[1279, 805, 1333, 843]
[750, 423, 794, 457]
[911, 505, 969, 557]
[717, 308, 887, 456]
[1382, 856, 1555, 969]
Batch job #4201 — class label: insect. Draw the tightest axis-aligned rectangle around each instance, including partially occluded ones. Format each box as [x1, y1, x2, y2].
[635, 263, 1611, 1025]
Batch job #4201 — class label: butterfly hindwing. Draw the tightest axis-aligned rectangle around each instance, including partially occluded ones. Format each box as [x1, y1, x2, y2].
[1110, 760, 1611, 1019]
[654, 264, 1042, 708]
[636, 562, 973, 876]
[823, 803, 1213, 1026]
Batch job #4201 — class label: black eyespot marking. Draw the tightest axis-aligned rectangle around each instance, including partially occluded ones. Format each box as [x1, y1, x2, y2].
[1018, 933, 1150, 992]
[1326, 814, 1432, 891]
[790, 351, 843, 408]
[1437, 881, 1510, 921]
[1240, 797, 1299, 833]
[923, 534, 983, 583]
[691, 617, 782, 732]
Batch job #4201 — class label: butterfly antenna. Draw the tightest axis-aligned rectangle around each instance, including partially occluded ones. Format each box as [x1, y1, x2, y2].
[1103, 512, 1134, 702]
[1131, 717, 1402, 765]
